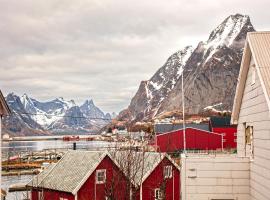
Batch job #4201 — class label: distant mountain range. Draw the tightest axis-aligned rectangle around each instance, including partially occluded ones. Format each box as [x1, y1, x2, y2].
[118, 14, 255, 122]
[3, 93, 113, 136]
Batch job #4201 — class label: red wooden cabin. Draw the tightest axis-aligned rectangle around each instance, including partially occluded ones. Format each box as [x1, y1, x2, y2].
[209, 116, 237, 149]
[156, 127, 223, 152]
[28, 150, 180, 200]
[27, 151, 128, 200]
[136, 155, 180, 200]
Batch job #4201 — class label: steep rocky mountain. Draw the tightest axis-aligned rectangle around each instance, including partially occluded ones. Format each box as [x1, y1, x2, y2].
[3, 93, 111, 135]
[118, 14, 255, 122]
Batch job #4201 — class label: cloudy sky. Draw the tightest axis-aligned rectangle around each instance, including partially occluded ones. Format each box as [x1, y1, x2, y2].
[1, 0, 270, 113]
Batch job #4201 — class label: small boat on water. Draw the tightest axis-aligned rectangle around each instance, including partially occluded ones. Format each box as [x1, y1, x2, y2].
[62, 136, 80, 141]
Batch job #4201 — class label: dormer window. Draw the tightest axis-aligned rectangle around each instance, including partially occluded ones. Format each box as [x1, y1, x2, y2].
[251, 64, 256, 85]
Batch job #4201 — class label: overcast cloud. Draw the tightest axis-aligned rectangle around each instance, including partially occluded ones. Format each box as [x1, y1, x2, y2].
[1, 0, 270, 113]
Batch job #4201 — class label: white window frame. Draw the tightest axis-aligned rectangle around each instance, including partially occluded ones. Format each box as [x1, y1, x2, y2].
[96, 169, 106, 184]
[251, 64, 256, 85]
[154, 188, 162, 200]
[164, 165, 172, 179]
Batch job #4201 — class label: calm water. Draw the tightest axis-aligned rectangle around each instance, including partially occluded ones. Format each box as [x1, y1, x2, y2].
[1, 136, 112, 200]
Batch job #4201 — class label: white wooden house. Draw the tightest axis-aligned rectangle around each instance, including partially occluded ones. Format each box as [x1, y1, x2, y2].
[231, 31, 270, 200]
[181, 32, 270, 200]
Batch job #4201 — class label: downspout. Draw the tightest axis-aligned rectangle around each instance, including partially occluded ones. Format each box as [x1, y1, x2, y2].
[140, 183, 142, 200]
[95, 178, 96, 200]
[173, 170, 175, 200]
[75, 194, 78, 200]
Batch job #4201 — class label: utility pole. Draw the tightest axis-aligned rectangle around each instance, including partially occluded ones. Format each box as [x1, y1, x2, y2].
[182, 69, 186, 154]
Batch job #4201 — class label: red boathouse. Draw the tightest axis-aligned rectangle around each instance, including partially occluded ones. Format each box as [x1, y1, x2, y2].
[156, 127, 223, 152]
[209, 116, 237, 149]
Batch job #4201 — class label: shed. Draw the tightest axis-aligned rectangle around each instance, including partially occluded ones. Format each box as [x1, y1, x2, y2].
[156, 127, 223, 152]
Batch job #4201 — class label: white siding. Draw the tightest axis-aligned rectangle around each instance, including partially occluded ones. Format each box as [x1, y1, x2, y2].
[181, 154, 250, 200]
[237, 55, 270, 200]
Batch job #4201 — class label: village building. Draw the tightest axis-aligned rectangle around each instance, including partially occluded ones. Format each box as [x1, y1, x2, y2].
[231, 31, 270, 199]
[156, 127, 223, 152]
[181, 31, 270, 200]
[28, 151, 128, 200]
[209, 116, 237, 149]
[0, 90, 11, 200]
[28, 150, 180, 200]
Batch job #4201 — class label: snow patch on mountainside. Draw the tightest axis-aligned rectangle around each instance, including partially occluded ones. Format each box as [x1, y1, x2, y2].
[203, 14, 250, 63]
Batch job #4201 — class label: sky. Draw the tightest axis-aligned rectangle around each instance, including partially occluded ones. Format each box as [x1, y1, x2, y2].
[1, 0, 270, 113]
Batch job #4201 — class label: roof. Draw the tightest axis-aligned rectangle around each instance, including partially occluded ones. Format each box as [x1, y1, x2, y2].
[109, 151, 180, 187]
[27, 150, 107, 195]
[209, 116, 232, 128]
[156, 127, 223, 137]
[155, 123, 209, 134]
[0, 90, 11, 116]
[28, 150, 180, 193]
[231, 32, 270, 124]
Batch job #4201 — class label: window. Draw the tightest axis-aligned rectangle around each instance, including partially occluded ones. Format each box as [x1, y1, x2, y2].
[59, 198, 68, 200]
[245, 125, 254, 159]
[154, 188, 162, 200]
[96, 169, 106, 184]
[164, 165, 172, 179]
[245, 126, 253, 145]
[251, 65, 256, 85]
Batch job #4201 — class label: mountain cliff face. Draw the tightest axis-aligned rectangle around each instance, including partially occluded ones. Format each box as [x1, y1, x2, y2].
[119, 14, 255, 122]
[3, 93, 111, 135]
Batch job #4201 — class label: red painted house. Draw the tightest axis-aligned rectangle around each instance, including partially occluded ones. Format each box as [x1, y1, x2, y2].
[156, 127, 223, 152]
[28, 150, 180, 200]
[112, 151, 180, 200]
[137, 155, 180, 200]
[27, 151, 128, 200]
[209, 116, 237, 149]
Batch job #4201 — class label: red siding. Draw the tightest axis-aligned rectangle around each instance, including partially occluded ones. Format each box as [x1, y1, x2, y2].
[135, 158, 180, 200]
[78, 156, 128, 200]
[156, 128, 223, 152]
[212, 127, 237, 149]
[31, 189, 74, 200]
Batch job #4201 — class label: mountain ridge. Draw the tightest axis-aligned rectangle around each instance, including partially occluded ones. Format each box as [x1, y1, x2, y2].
[3, 93, 112, 136]
[118, 13, 255, 123]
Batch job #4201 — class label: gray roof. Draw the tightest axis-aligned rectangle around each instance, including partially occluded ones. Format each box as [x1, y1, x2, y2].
[28, 150, 106, 194]
[28, 150, 180, 193]
[109, 151, 179, 187]
[232, 32, 270, 124]
[155, 123, 209, 134]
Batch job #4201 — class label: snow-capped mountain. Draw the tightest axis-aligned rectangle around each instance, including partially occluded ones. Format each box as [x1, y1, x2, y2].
[118, 14, 255, 121]
[3, 93, 111, 135]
